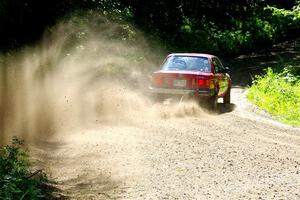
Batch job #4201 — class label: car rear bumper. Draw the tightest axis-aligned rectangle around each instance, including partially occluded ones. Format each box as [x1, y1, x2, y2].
[148, 86, 215, 97]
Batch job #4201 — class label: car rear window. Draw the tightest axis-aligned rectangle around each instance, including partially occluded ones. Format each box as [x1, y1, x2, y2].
[161, 56, 211, 72]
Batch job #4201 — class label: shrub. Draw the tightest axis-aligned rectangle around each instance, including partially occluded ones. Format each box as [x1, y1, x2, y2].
[0, 138, 46, 200]
[178, 16, 276, 55]
[247, 67, 300, 126]
[265, 4, 300, 36]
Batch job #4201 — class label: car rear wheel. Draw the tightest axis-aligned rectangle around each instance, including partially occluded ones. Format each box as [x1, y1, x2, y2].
[208, 94, 218, 110]
[223, 88, 231, 104]
[153, 94, 165, 103]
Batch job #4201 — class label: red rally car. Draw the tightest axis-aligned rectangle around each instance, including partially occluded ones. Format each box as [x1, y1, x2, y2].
[149, 53, 231, 110]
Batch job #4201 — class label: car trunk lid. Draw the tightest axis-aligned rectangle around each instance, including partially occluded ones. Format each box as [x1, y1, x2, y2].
[151, 70, 214, 90]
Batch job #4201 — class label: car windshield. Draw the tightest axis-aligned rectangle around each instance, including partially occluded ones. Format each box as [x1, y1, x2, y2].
[161, 56, 211, 72]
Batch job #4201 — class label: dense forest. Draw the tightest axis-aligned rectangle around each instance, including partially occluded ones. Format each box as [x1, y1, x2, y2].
[0, 0, 300, 55]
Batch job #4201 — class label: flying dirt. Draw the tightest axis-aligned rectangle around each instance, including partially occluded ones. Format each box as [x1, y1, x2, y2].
[0, 14, 170, 144]
[1, 14, 300, 199]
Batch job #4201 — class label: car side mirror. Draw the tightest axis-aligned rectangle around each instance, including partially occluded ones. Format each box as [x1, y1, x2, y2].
[222, 67, 230, 74]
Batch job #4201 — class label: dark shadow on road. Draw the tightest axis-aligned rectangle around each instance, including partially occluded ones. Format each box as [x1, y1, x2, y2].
[217, 103, 236, 114]
[43, 182, 70, 200]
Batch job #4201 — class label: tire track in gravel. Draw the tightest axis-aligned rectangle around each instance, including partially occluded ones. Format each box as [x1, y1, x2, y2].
[31, 86, 300, 199]
[31, 38, 300, 199]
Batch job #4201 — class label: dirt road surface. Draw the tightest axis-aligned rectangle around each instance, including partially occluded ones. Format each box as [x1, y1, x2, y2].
[29, 39, 300, 199]
[30, 86, 300, 200]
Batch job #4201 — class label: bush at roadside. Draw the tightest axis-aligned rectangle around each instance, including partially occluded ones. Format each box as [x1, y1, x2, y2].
[247, 67, 300, 126]
[0, 138, 46, 200]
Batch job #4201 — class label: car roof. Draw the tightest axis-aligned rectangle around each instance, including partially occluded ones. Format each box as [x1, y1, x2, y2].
[167, 53, 215, 58]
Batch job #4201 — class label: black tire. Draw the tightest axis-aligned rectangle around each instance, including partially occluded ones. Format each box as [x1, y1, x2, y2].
[208, 94, 218, 111]
[153, 94, 165, 103]
[223, 88, 231, 104]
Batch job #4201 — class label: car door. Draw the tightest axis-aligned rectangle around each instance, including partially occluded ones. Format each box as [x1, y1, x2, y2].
[212, 57, 228, 96]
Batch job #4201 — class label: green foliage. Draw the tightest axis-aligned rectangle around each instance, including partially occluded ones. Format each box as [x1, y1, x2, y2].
[247, 67, 300, 126]
[0, 138, 46, 200]
[177, 16, 275, 55]
[179, 17, 218, 53]
[265, 4, 300, 36]
[1, 1, 300, 55]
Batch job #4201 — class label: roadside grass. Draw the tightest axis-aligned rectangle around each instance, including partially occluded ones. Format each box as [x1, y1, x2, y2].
[247, 67, 300, 126]
[0, 138, 47, 199]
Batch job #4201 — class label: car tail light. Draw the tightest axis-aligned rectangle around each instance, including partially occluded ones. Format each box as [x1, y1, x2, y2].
[198, 79, 215, 89]
[198, 79, 210, 87]
[152, 75, 163, 86]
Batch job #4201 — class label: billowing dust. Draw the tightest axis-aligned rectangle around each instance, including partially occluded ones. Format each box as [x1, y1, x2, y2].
[0, 14, 207, 145]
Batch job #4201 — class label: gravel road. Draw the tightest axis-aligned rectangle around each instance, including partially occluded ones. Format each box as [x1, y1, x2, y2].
[31, 86, 300, 200]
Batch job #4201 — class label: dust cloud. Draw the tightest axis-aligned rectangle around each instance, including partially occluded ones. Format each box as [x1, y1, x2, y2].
[0, 14, 206, 145]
